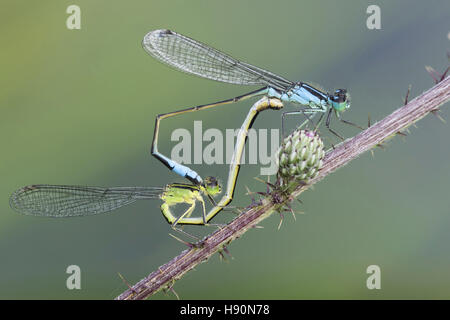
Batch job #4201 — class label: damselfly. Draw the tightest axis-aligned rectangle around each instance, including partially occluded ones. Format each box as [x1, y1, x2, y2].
[9, 176, 221, 226]
[143, 29, 355, 187]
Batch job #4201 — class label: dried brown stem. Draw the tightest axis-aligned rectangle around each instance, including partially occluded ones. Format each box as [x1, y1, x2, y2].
[116, 76, 450, 300]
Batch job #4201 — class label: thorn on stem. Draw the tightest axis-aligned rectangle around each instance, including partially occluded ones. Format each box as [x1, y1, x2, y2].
[244, 185, 254, 197]
[426, 65, 449, 84]
[218, 250, 227, 262]
[440, 66, 449, 82]
[223, 246, 233, 259]
[245, 185, 264, 209]
[430, 108, 447, 124]
[404, 85, 411, 105]
[426, 66, 440, 84]
[285, 203, 296, 221]
[169, 233, 199, 249]
[167, 283, 180, 300]
[118, 272, 138, 296]
[277, 212, 284, 230]
[253, 176, 277, 191]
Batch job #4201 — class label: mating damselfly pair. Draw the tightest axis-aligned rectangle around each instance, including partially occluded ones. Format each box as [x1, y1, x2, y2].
[10, 29, 355, 226]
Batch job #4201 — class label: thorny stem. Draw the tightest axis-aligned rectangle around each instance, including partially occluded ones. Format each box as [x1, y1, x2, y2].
[116, 76, 450, 300]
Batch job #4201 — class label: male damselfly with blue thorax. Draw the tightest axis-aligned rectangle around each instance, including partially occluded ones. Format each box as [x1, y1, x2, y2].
[143, 29, 357, 189]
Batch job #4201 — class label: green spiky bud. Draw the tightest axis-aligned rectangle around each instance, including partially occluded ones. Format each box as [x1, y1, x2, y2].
[276, 130, 324, 186]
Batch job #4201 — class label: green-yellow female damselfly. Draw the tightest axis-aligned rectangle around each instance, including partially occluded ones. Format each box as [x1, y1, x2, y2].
[9, 176, 221, 226]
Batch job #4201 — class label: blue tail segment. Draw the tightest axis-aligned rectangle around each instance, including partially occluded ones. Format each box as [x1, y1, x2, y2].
[153, 152, 203, 185]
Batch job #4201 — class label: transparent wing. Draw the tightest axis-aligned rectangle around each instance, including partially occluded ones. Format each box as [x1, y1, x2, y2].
[9, 184, 164, 217]
[142, 29, 293, 91]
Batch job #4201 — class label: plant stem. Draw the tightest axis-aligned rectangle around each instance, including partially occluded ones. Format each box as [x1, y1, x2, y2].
[115, 76, 450, 300]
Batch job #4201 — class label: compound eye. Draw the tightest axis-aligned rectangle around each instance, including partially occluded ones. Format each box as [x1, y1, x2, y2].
[205, 176, 217, 187]
[333, 89, 347, 102]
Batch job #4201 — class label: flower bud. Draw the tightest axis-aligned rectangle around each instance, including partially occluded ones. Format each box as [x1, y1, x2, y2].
[276, 130, 324, 186]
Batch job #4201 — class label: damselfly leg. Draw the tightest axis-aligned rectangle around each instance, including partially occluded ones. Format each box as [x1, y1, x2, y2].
[325, 108, 364, 141]
[281, 109, 319, 138]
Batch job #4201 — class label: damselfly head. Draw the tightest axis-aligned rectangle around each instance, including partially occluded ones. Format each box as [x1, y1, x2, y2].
[329, 89, 350, 112]
[204, 176, 222, 196]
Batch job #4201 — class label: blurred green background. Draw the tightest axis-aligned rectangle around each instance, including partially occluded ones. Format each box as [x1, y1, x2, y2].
[1, 0, 450, 299]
